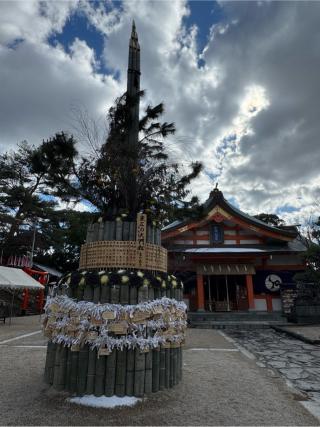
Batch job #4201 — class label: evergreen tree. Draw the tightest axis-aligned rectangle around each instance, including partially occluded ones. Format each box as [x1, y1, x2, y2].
[46, 92, 202, 225]
[254, 213, 285, 227]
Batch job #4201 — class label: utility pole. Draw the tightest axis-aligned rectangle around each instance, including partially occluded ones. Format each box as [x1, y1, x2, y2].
[30, 224, 36, 267]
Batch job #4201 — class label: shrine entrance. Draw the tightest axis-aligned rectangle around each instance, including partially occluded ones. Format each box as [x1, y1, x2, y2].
[203, 275, 248, 311]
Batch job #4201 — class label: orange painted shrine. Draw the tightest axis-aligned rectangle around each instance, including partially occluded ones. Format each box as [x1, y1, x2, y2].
[161, 188, 306, 313]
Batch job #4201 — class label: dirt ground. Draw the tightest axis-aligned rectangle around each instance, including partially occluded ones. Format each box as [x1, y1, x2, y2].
[0, 316, 318, 426]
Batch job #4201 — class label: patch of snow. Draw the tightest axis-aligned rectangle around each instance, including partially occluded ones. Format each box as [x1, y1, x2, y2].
[69, 394, 142, 409]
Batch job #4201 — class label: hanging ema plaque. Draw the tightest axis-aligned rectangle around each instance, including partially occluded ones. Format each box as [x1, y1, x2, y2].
[136, 213, 147, 268]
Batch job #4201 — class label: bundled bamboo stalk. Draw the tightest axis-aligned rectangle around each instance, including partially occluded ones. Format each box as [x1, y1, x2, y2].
[53, 344, 62, 390]
[86, 349, 96, 394]
[120, 282, 129, 305]
[169, 348, 174, 388]
[104, 350, 116, 397]
[93, 283, 101, 304]
[115, 349, 127, 396]
[110, 283, 120, 304]
[129, 286, 137, 304]
[125, 349, 135, 396]
[65, 348, 72, 391]
[100, 279, 109, 303]
[70, 351, 79, 394]
[57, 346, 67, 390]
[44, 341, 56, 384]
[94, 354, 106, 396]
[159, 346, 166, 390]
[165, 348, 170, 388]
[138, 284, 149, 303]
[144, 350, 153, 394]
[151, 347, 160, 392]
[76, 284, 85, 301]
[134, 349, 145, 397]
[83, 283, 93, 301]
[173, 347, 178, 386]
[77, 345, 89, 395]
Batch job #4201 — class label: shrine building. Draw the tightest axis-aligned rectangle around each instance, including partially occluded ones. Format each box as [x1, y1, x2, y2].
[161, 188, 306, 313]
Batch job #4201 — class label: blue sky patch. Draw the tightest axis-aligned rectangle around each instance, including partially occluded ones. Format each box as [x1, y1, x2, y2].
[185, 1, 225, 55]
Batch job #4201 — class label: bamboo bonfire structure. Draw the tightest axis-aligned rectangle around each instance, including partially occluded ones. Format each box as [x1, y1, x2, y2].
[43, 23, 186, 398]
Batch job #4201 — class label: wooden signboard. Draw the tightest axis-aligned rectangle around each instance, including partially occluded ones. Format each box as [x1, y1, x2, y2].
[136, 213, 147, 269]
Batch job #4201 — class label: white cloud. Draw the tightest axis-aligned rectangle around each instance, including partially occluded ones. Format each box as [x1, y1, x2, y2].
[0, 0, 319, 227]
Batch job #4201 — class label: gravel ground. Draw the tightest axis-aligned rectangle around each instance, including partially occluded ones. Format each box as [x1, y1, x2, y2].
[0, 318, 318, 426]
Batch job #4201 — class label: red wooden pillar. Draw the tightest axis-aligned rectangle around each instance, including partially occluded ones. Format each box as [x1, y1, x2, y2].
[196, 274, 205, 311]
[266, 294, 273, 312]
[245, 274, 255, 310]
[21, 288, 29, 311]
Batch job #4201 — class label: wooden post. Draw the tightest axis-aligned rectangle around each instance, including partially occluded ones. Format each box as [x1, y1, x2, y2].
[196, 274, 205, 311]
[246, 274, 255, 310]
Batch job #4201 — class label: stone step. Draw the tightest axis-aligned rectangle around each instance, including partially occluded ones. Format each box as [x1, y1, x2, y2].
[189, 320, 287, 330]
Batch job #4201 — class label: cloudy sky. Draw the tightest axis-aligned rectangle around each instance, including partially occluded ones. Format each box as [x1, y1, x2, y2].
[1, 0, 320, 225]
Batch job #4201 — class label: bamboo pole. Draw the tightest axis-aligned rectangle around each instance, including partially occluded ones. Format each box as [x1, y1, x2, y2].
[159, 346, 166, 390]
[52, 344, 62, 390]
[58, 346, 67, 390]
[134, 349, 145, 397]
[169, 347, 174, 388]
[65, 348, 72, 391]
[129, 286, 137, 305]
[125, 349, 135, 396]
[77, 284, 85, 301]
[83, 283, 93, 301]
[77, 345, 89, 396]
[115, 349, 127, 397]
[120, 282, 129, 305]
[70, 350, 79, 394]
[151, 347, 160, 392]
[138, 284, 148, 303]
[144, 350, 153, 394]
[173, 347, 178, 386]
[165, 348, 170, 388]
[93, 283, 101, 304]
[86, 349, 96, 395]
[94, 354, 106, 396]
[100, 285, 109, 303]
[110, 284, 120, 304]
[105, 350, 116, 397]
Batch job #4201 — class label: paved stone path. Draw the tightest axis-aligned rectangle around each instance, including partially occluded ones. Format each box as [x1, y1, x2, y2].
[226, 328, 320, 406]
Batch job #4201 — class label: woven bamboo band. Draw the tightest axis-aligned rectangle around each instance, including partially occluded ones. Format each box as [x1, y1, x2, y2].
[79, 240, 167, 272]
[58, 270, 183, 291]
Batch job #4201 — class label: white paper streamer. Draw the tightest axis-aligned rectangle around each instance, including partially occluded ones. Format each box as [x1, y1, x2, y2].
[43, 295, 187, 352]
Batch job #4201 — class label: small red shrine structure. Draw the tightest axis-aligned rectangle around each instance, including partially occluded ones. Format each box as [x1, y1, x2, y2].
[161, 188, 306, 313]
